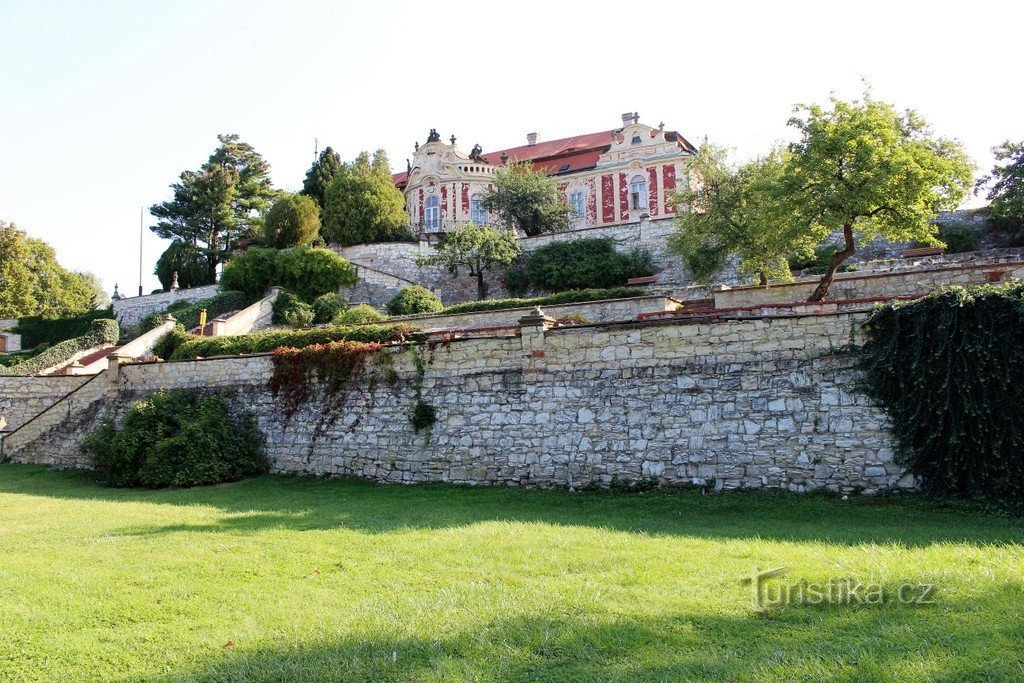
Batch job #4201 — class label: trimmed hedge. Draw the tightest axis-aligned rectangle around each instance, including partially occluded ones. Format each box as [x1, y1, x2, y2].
[169, 324, 422, 360]
[140, 291, 252, 333]
[271, 291, 314, 327]
[522, 238, 654, 292]
[0, 319, 119, 376]
[387, 286, 443, 316]
[441, 287, 650, 315]
[333, 303, 387, 325]
[13, 309, 114, 349]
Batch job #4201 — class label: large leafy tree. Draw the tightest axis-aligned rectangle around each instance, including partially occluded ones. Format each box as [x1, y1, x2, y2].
[155, 240, 215, 291]
[977, 140, 1024, 239]
[0, 220, 94, 318]
[480, 161, 570, 237]
[418, 224, 521, 300]
[668, 143, 811, 285]
[261, 193, 321, 248]
[302, 146, 342, 211]
[150, 134, 277, 281]
[783, 92, 973, 301]
[321, 150, 410, 246]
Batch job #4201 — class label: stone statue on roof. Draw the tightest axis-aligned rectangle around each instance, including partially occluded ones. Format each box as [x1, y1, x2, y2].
[426, 128, 441, 143]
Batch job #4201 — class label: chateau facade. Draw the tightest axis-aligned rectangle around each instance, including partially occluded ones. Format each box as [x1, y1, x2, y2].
[393, 113, 698, 234]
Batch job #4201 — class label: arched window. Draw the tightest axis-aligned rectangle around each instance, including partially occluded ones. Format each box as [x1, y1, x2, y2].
[570, 191, 585, 218]
[629, 175, 648, 210]
[471, 194, 487, 225]
[424, 195, 440, 231]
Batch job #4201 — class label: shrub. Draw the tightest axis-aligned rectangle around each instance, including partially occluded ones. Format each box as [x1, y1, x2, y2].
[220, 246, 356, 301]
[168, 324, 421, 360]
[387, 286, 443, 316]
[140, 291, 251, 333]
[0, 319, 119, 376]
[523, 238, 654, 292]
[937, 223, 980, 254]
[332, 304, 387, 325]
[155, 241, 214, 291]
[272, 291, 315, 327]
[152, 324, 190, 360]
[262, 193, 320, 248]
[442, 287, 648, 315]
[859, 282, 1024, 504]
[311, 293, 348, 325]
[502, 255, 531, 296]
[14, 308, 114, 349]
[81, 390, 266, 488]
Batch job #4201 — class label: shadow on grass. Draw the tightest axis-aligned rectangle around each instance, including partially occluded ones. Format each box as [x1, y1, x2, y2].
[2, 463, 1023, 547]
[128, 589, 1024, 682]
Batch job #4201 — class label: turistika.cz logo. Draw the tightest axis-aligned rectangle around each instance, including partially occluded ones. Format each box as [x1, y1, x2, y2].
[740, 567, 937, 610]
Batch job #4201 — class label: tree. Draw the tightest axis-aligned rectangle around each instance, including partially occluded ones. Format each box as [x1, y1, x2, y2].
[150, 133, 277, 281]
[262, 193, 321, 248]
[0, 220, 94, 318]
[155, 241, 216, 291]
[977, 140, 1024, 239]
[668, 143, 811, 285]
[302, 146, 342, 211]
[322, 150, 410, 246]
[75, 272, 109, 309]
[480, 160, 570, 237]
[783, 92, 973, 301]
[418, 224, 521, 300]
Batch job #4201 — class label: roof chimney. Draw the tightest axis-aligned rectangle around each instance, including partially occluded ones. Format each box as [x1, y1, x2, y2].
[527, 132, 539, 146]
[621, 112, 634, 127]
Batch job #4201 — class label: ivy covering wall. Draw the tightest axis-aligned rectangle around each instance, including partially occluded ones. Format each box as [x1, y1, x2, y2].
[859, 282, 1024, 504]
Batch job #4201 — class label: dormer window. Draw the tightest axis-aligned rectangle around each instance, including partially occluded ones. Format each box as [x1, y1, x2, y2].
[570, 191, 585, 218]
[629, 175, 648, 210]
[424, 195, 440, 231]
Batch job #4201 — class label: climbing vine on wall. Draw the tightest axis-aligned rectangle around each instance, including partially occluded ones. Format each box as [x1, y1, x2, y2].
[858, 282, 1024, 504]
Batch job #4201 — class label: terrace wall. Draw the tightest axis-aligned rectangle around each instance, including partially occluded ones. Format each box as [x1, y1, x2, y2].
[112, 285, 220, 327]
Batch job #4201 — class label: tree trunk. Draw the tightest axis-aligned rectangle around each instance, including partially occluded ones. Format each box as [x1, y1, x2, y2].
[476, 270, 488, 301]
[807, 223, 856, 302]
[759, 272, 768, 287]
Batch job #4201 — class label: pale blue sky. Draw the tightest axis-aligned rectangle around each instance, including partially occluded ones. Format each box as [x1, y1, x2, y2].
[1, 0, 1020, 295]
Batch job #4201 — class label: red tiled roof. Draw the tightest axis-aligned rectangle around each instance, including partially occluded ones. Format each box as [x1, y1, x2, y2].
[392, 128, 697, 188]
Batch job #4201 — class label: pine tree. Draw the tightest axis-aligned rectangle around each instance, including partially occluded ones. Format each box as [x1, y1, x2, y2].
[302, 146, 342, 211]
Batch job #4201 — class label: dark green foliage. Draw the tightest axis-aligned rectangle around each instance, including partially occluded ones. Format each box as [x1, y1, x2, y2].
[155, 241, 215, 291]
[168, 324, 421, 360]
[152, 325, 190, 360]
[788, 246, 859, 276]
[140, 291, 251, 333]
[262, 193, 321, 248]
[442, 287, 648, 315]
[977, 140, 1024, 239]
[410, 400, 437, 431]
[301, 146, 342, 211]
[81, 390, 266, 488]
[321, 150, 413, 246]
[387, 286, 443, 316]
[936, 223, 979, 254]
[220, 247, 356, 301]
[0, 346, 46, 368]
[332, 304, 387, 325]
[0, 319, 119, 376]
[14, 308, 113, 349]
[311, 293, 348, 325]
[272, 291, 314, 327]
[522, 238, 653, 292]
[502, 255, 531, 296]
[859, 283, 1024, 504]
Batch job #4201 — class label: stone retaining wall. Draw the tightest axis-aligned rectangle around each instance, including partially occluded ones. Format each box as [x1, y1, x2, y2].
[0, 375, 89, 433]
[112, 285, 220, 327]
[6, 311, 907, 494]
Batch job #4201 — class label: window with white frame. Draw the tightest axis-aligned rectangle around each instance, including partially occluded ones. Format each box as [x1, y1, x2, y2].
[570, 191, 585, 218]
[629, 175, 648, 210]
[424, 195, 440, 231]
[471, 194, 487, 224]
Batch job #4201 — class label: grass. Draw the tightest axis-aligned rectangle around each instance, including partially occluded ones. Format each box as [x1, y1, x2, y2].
[1, 465, 1022, 682]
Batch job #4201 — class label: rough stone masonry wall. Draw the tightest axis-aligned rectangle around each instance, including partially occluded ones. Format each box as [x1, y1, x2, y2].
[0, 375, 89, 433]
[8, 312, 907, 494]
[111, 284, 220, 327]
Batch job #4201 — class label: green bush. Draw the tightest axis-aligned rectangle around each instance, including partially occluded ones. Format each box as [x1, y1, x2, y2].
[522, 238, 654, 292]
[13, 308, 114, 349]
[81, 390, 266, 488]
[442, 287, 649, 315]
[0, 319, 119, 376]
[332, 304, 387, 325]
[387, 286, 443, 316]
[152, 325, 191, 361]
[220, 246, 356, 301]
[859, 282, 1024, 504]
[937, 223, 980, 254]
[272, 291, 315, 327]
[311, 293, 348, 325]
[502, 255, 531, 297]
[140, 291, 251, 333]
[261, 193, 321, 248]
[169, 324, 421, 360]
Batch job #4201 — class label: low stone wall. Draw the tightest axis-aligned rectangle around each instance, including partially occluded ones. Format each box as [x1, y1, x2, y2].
[112, 285, 220, 327]
[6, 310, 907, 494]
[211, 289, 278, 336]
[0, 375, 89, 433]
[714, 257, 1024, 308]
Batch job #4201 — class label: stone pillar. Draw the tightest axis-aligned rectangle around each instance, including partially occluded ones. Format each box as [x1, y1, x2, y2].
[106, 352, 129, 394]
[209, 317, 228, 337]
[518, 306, 554, 378]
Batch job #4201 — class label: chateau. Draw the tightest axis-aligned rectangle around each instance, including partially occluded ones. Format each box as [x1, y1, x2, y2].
[394, 113, 698, 234]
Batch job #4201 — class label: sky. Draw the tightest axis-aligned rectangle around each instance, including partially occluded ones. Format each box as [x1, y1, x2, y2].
[1, 0, 1021, 295]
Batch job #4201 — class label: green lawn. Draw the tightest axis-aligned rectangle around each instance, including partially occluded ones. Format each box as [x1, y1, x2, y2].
[1, 465, 1022, 682]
